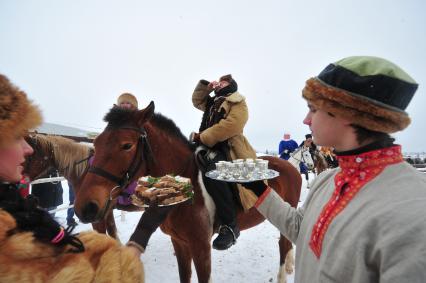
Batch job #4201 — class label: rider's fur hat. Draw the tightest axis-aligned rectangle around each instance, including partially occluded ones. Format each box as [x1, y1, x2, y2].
[218, 74, 238, 93]
[117, 93, 138, 109]
[0, 74, 42, 146]
[302, 56, 418, 133]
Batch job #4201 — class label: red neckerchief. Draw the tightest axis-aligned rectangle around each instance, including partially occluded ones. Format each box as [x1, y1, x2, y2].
[309, 145, 403, 258]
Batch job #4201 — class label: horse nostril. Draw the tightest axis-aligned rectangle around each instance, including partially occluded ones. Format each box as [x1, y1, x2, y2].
[81, 201, 99, 223]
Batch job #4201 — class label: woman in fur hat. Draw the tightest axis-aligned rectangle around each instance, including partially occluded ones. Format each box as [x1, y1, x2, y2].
[0, 74, 144, 282]
[245, 56, 426, 282]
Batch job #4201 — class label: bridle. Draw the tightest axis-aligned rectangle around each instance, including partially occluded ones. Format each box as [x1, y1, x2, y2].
[291, 147, 312, 167]
[25, 135, 56, 181]
[87, 125, 155, 204]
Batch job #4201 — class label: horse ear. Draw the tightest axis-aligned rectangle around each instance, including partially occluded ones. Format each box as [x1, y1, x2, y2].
[136, 101, 155, 126]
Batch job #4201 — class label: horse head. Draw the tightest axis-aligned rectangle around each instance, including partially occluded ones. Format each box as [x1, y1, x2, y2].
[24, 134, 56, 180]
[300, 147, 315, 170]
[24, 134, 92, 183]
[74, 101, 197, 223]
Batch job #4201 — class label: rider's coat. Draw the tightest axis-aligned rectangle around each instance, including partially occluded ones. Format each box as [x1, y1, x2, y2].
[192, 80, 257, 160]
[192, 80, 258, 209]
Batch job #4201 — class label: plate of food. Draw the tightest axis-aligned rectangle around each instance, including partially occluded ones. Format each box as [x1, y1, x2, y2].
[131, 175, 193, 207]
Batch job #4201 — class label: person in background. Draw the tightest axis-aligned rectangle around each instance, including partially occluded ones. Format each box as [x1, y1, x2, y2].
[298, 133, 317, 182]
[66, 181, 78, 227]
[244, 56, 426, 282]
[30, 168, 63, 217]
[115, 93, 139, 207]
[299, 133, 317, 156]
[278, 132, 298, 160]
[117, 92, 138, 110]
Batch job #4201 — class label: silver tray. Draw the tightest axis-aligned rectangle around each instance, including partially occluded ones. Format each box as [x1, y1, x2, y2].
[205, 169, 279, 183]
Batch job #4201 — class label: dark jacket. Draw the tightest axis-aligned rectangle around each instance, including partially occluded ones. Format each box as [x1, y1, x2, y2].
[31, 170, 63, 208]
[299, 140, 317, 156]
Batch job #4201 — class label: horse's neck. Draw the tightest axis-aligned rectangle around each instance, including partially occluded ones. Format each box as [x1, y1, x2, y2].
[144, 126, 195, 178]
[288, 151, 301, 168]
[52, 143, 90, 185]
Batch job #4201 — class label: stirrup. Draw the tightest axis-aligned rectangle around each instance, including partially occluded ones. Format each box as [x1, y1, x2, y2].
[218, 225, 238, 242]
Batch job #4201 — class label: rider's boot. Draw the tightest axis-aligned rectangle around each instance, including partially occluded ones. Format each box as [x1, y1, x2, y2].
[202, 174, 239, 250]
[212, 221, 240, 250]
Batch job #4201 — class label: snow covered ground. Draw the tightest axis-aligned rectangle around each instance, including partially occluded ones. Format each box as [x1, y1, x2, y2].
[54, 174, 314, 283]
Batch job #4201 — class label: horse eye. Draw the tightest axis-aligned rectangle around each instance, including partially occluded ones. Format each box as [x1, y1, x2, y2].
[121, 143, 133, 150]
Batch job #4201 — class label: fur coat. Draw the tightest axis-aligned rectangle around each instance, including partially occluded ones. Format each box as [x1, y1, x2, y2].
[0, 209, 144, 283]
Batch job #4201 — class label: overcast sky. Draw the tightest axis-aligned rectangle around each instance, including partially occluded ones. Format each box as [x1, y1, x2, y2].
[1, 0, 425, 153]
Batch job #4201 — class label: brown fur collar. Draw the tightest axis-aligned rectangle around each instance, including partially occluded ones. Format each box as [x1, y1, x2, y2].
[302, 78, 411, 133]
[0, 210, 144, 283]
[0, 74, 42, 146]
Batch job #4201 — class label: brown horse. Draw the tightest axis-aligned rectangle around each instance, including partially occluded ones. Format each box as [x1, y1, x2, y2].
[23, 134, 124, 238]
[74, 102, 302, 283]
[312, 150, 329, 175]
[24, 134, 90, 184]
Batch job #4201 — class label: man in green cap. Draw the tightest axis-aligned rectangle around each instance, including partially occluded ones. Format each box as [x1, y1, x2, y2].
[245, 56, 426, 282]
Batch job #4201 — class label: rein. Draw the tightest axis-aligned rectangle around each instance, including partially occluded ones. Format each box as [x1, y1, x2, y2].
[26, 136, 55, 181]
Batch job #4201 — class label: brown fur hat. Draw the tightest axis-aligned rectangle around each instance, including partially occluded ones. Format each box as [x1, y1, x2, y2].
[219, 74, 233, 82]
[117, 93, 138, 109]
[302, 56, 418, 133]
[0, 74, 42, 146]
[217, 74, 238, 94]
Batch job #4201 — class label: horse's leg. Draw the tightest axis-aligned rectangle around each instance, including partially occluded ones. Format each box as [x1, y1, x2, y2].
[190, 239, 212, 283]
[105, 210, 119, 241]
[171, 238, 193, 283]
[277, 235, 293, 283]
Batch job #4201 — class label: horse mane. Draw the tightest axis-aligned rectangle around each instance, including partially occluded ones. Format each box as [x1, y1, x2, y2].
[150, 113, 192, 148]
[33, 134, 92, 179]
[104, 107, 192, 148]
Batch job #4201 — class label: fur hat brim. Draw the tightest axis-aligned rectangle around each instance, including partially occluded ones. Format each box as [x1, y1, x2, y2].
[0, 75, 42, 146]
[117, 93, 138, 109]
[302, 78, 410, 133]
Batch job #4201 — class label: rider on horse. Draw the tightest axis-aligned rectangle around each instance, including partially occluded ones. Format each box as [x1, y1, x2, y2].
[298, 134, 317, 181]
[278, 133, 298, 160]
[192, 74, 258, 250]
